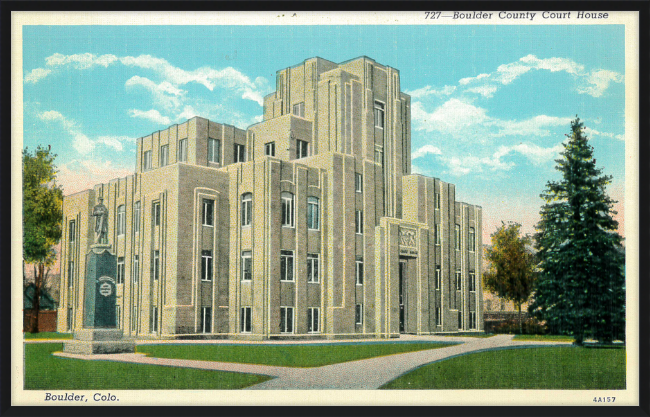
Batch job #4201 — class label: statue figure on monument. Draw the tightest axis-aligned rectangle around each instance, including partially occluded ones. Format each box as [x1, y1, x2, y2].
[92, 197, 109, 244]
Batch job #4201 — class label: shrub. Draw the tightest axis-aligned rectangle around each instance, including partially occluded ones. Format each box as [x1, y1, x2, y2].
[492, 318, 548, 335]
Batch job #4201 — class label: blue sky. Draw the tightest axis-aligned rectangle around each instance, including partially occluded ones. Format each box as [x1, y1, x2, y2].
[22, 25, 626, 240]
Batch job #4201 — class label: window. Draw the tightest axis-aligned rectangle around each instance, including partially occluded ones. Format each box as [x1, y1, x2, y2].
[292, 102, 305, 118]
[152, 202, 161, 226]
[131, 306, 138, 331]
[374, 101, 385, 129]
[307, 197, 319, 230]
[241, 251, 252, 281]
[241, 193, 252, 226]
[68, 261, 74, 288]
[374, 149, 383, 165]
[356, 258, 364, 285]
[202, 199, 214, 226]
[153, 250, 160, 281]
[469, 311, 477, 330]
[133, 201, 141, 233]
[69, 220, 76, 242]
[178, 139, 187, 162]
[296, 139, 308, 159]
[435, 307, 441, 326]
[234, 143, 245, 163]
[117, 205, 126, 236]
[355, 173, 363, 193]
[264, 142, 276, 157]
[469, 271, 476, 292]
[458, 311, 462, 329]
[435, 266, 441, 290]
[435, 225, 441, 245]
[307, 253, 320, 283]
[280, 251, 294, 282]
[355, 304, 363, 325]
[151, 306, 158, 333]
[355, 210, 363, 234]
[240, 307, 252, 333]
[455, 270, 461, 291]
[468, 227, 475, 252]
[281, 192, 294, 227]
[160, 145, 169, 166]
[280, 307, 294, 333]
[435, 192, 441, 210]
[117, 257, 125, 284]
[143, 150, 152, 170]
[201, 307, 212, 333]
[307, 307, 320, 333]
[455, 224, 461, 251]
[67, 307, 73, 331]
[132, 255, 139, 283]
[208, 138, 220, 163]
[201, 250, 213, 282]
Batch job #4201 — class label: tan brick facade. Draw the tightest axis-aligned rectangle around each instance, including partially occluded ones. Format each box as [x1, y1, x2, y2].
[58, 57, 483, 339]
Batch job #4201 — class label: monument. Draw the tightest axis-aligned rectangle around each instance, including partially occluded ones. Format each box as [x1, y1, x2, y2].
[63, 198, 135, 354]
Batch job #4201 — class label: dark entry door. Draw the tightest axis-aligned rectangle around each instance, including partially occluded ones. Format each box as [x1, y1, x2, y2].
[399, 260, 407, 333]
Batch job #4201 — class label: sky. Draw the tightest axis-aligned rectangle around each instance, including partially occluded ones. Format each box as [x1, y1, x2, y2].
[22, 24, 626, 242]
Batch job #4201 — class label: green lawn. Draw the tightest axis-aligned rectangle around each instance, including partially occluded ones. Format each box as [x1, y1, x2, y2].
[24, 343, 271, 390]
[381, 346, 626, 389]
[137, 342, 455, 368]
[24, 332, 73, 340]
[512, 334, 575, 342]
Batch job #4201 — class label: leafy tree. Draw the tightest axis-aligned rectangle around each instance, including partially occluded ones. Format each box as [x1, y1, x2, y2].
[483, 222, 536, 334]
[23, 146, 63, 333]
[530, 117, 625, 344]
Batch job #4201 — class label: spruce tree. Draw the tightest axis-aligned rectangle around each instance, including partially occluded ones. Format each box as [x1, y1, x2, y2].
[530, 117, 625, 344]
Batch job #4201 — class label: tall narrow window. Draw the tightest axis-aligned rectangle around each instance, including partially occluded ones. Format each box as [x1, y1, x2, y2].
[153, 250, 160, 281]
[281, 192, 294, 227]
[133, 201, 141, 233]
[132, 255, 139, 283]
[67, 307, 73, 330]
[355, 304, 364, 325]
[160, 145, 169, 166]
[201, 250, 213, 282]
[151, 306, 158, 333]
[240, 307, 252, 333]
[435, 225, 441, 245]
[356, 257, 364, 285]
[280, 251, 294, 282]
[143, 150, 152, 170]
[307, 307, 320, 333]
[280, 307, 294, 333]
[435, 307, 441, 326]
[435, 266, 441, 290]
[117, 257, 125, 284]
[241, 193, 252, 226]
[131, 306, 138, 331]
[152, 202, 161, 226]
[201, 307, 212, 333]
[435, 192, 441, 210]
[355, 210, 363, 234]
[178, 139, 187, 162]
[241, 251, 252, 281]
[455, 224, 461, 251]
[208, 138, 220, 163]
[458, 311, 462, 329]
[307, 197, 319, 230]
[355, 173, 363, 193]
[374, 101, 385, 129]
[234, 143, 245, 163]
[307, 253, 319, 283]
[469, 271, 476, 292]
[296, 140, 308, 159]
[69, 220, 76, 242]
[265, 142, 276, 157]
[469, 311, 477, 330]
[455, 270, 462, 291]
[202, 199, 214, 226]
[374, 149, 383, 165]
[468, 227, 475, 252]
[292, 102, 305, 118]
[117, 205, 126, 236]
[68, 261, 74, 288]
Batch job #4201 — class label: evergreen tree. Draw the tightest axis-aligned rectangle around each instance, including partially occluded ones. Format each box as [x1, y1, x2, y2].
[530, 117, 625, 344]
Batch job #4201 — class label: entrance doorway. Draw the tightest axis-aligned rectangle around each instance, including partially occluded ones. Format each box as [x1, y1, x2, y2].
[399, 260, 407, 333]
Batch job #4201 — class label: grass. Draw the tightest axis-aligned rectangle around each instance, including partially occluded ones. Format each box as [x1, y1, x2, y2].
[137, 342, 455, 368]
[381, 346, 626, 389]
[24, 332, 73, 340]
[24, 343, 271, 390]
[512, 334, 575, 342]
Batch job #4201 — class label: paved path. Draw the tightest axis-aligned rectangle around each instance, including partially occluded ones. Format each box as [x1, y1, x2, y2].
[52, 335, 571, 390]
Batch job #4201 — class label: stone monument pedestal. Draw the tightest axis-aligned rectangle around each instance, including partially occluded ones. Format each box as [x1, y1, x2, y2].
[63, 329, 135, 355]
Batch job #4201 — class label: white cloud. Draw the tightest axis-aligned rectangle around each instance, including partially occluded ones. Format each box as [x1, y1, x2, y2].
[583, 126, 625, 141]
[495, 62, 531, 85]
[128, 109, 172, 125]
[510, 143, 564, 164]
[465, 84, 497, 98]
[73, 133, 95, 155]
[519, 54, 584, 75]
[58, 159, 133, 195]
[24, 68, 52, 84]
[405, 85, 456, 98]
[577, 69, 624, 97]
[412, 145, 442, 159]
[459, 73, 489, 85]
[45, 52, 118, 69]
[95, 136, 133, 152]
[411, 99, 488, 134]
[125, 75, 185, 111]
[494, 115, 573, 138]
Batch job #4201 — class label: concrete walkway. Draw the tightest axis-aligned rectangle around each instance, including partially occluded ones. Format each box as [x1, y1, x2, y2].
[52, 334, 572, 390]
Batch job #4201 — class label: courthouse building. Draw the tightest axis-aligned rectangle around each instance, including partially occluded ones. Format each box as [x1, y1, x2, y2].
[58, 56, 483, 339]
